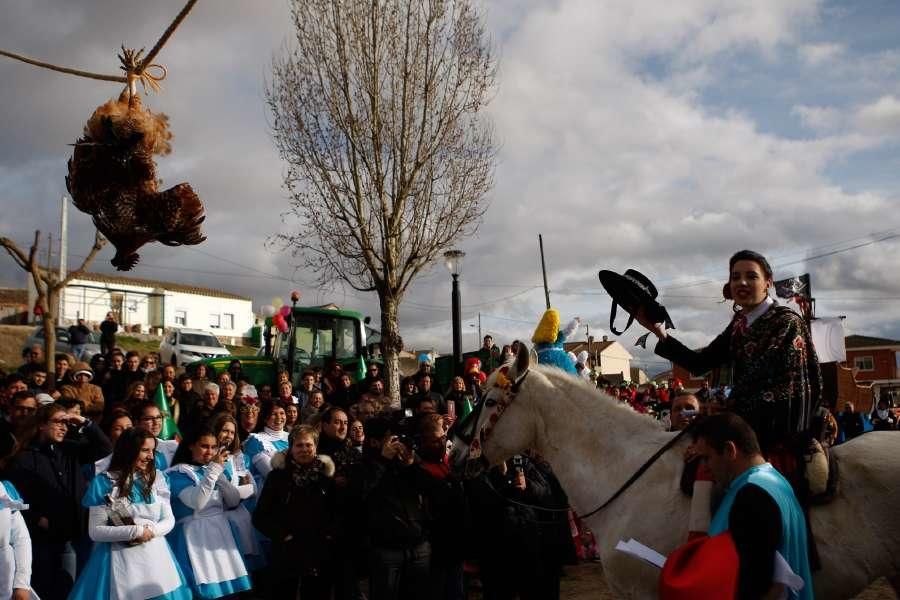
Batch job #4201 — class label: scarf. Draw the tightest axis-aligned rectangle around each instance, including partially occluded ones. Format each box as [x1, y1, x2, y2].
[289, 456, 327, 489]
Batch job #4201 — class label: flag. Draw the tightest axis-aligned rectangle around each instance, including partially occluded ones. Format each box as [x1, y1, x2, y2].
[774, 274, 811, 300]
[154, 384, 181, 441]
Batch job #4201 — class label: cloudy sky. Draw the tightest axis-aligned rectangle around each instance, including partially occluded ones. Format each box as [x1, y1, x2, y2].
[2, 0, 900, 374]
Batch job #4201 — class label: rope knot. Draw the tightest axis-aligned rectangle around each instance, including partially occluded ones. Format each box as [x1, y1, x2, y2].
[118, 46, 167, 97]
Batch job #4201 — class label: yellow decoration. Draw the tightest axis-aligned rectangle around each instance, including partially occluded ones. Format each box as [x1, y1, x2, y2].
[532, 309, 560, 344]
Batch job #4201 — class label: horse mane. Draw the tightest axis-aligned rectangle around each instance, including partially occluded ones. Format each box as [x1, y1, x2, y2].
[523, 365, 666, 439]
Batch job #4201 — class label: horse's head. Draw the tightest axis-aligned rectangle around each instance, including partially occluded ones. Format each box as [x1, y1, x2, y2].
[449, 343, 538, 478]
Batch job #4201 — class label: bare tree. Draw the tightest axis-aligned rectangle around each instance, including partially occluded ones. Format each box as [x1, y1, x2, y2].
[268, 0, 497, 402]
[0, 230, 106, 388]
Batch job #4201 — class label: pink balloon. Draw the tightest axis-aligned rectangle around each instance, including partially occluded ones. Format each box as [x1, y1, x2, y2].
[279, 305, 291, 317]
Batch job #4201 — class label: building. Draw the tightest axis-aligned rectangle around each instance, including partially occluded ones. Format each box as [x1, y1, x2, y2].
[0, 288, 27, 324]
[843, 334, 900, 403]
[28, 272, 255, 342]
[563, 336, 632, 381]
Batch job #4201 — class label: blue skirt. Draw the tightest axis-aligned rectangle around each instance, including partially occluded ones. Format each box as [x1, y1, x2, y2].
[68, 541, 192, 600]
[168, 523, 253, 599]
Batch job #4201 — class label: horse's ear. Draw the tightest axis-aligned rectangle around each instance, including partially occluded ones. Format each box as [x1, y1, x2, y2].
[514, 342, 530, 375]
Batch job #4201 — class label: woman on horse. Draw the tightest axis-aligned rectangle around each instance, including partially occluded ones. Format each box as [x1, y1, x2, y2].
[636, 250, 822, 480]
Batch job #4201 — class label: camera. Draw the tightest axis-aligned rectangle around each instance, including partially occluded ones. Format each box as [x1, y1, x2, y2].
[511, 455, 525, 470]
[397, 434, 416, 450]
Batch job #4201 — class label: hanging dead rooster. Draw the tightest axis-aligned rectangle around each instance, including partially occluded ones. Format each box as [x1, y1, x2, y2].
[66, 90, 205, 270]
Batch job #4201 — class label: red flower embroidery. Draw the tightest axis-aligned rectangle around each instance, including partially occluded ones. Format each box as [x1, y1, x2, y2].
[793, 337, 805, 350]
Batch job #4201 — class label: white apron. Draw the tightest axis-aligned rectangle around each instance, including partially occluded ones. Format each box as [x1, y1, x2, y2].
[0, 485, 38, 600]
[224, 454, 260, 556]
[172, 465, 248, 586]
[108, 499, 182, 600]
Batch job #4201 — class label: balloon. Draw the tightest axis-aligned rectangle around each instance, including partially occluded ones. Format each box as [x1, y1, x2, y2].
[265, 317, 273, 327]
[290, 290, 301, 303]
[261, 305, 276, 317]
[274, 314, 289, 333]
[272, 297, 283, 309]
[279, 305, 291, 317]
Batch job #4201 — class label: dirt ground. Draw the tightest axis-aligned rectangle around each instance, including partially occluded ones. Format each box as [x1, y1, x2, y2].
[550, 561, 897, 599]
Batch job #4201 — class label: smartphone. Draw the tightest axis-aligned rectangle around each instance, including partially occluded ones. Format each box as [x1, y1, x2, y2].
[404, 408, 414, 418]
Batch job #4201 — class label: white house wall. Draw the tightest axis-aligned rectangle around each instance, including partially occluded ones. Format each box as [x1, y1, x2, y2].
[51, 277, 254, 340]
[600, 355, 631, 380]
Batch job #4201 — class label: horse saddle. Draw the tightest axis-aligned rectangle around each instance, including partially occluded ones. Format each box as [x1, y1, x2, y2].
[598, 268, 675, 347]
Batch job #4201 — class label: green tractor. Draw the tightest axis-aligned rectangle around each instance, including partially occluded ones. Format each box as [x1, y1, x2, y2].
[194, 306, 374, 388]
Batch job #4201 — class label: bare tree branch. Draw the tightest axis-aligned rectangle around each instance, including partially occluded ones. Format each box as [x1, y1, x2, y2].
[58, 231, 107, 289]
[267, 0, 497, 401]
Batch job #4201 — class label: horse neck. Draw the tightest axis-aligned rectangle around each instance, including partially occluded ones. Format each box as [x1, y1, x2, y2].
[530, 371, 677, 518]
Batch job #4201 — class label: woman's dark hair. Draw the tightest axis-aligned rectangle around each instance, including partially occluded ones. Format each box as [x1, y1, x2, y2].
[108, 427, 157, 503]
[101, 408, 133, 438]
[259, 399, 286, 428]
[729, 250, 773, 280]
[210, 413, 241, 454]
[171, 426, 218, 467]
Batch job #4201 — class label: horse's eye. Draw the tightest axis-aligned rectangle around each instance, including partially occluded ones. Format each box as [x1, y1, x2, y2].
[485, 398, 497, 407]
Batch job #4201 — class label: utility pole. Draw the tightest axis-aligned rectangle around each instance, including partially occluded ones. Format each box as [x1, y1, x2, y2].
[478, 312, 482, 341]
[538, 234, 550, 309]
[59, 196, 68, 319]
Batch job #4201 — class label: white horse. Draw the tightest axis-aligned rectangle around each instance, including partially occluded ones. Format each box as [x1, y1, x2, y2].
[449, 346, 900, 599]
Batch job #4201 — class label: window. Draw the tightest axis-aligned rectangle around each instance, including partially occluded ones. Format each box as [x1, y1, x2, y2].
[223, 313, 234, 330]
[854, 356, 874, 371]
[174, 310, 187, 326]
[209, 314, 221, 329]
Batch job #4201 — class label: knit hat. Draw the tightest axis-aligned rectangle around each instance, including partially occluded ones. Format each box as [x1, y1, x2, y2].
[464, 357, 482, 375]
[72, 362, 93, 381]
[532, 309, 560, 344]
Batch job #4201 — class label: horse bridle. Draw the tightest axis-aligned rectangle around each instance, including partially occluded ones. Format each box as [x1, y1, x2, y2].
[458, 365, 694, 519]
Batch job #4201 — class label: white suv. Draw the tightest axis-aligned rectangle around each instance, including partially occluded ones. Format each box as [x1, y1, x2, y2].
[159, 329, 230, 367]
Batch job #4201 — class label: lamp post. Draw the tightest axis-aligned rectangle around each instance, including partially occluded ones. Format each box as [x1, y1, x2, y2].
[444, 249, 465, 376]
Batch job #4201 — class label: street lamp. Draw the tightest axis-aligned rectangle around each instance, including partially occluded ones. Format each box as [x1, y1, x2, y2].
[444, 249, 465, 376]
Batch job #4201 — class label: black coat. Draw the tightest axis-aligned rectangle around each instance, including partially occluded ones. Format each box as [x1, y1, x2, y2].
[252, 454, 337, 575]
[8, 422, 112, 543]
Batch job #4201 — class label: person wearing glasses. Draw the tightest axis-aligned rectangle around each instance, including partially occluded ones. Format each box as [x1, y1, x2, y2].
[6, 403, 111, 599]
[132, 401, 180, 471]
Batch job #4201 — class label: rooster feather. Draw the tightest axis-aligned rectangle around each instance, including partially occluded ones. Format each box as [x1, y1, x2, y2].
[66, 92, 205, 271]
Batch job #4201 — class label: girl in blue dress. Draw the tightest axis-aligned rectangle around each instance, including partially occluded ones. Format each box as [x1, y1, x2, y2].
[167, 427, 251, 599]
[69, 427, 191, 600]
[210, 413, 264, 571]
[243, 402, 288, 484]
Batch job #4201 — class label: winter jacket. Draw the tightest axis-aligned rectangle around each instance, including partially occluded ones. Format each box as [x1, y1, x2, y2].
[7, 422, 111, 544]
[252, 452, 337, 576]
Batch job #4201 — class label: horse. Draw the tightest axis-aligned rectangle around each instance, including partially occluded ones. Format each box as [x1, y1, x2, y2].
[449, 345, 900, 599]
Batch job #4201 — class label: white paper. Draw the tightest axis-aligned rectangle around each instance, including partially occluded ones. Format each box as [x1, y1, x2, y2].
[615, 538, 667, 569]
[0, 497, 28, 511]
[773, 551, 804, 593]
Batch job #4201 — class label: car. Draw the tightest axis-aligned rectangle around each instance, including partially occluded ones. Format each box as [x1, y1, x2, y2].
[159, 328, 230, 367]
[21, 326, 102, 363]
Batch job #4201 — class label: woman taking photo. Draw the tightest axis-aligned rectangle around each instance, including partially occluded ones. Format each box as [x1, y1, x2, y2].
[244, 402, 289, 481]
[253, 425, 337, 600]
[637, 250, 821, 467]
[210, 413, 263, 571]
[69, 428, 191, 600]
[167, 428, 251, 599]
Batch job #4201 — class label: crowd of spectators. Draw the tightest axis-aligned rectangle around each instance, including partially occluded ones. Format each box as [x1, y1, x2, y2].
[0, 333, 579, 600]
[3, 327, 894, 599]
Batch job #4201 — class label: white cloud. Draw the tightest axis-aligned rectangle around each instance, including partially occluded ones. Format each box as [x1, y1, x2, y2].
[799, 42, 845, 65]
[854, 95, 900, 135]
[792, 104, 843, 132]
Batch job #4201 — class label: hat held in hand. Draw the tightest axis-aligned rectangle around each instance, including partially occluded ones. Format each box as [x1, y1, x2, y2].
[598, 269, 675, 346]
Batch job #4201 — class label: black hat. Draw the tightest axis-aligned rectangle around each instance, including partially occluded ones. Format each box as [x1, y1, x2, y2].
[598, 269, 675, 339]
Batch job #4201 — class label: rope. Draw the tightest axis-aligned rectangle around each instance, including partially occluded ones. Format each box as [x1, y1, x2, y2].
[0, 48, 127, 83]
[0, 0, 198, 92]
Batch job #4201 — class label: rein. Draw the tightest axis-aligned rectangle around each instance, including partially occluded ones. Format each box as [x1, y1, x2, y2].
[471, 367, 694, 520]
